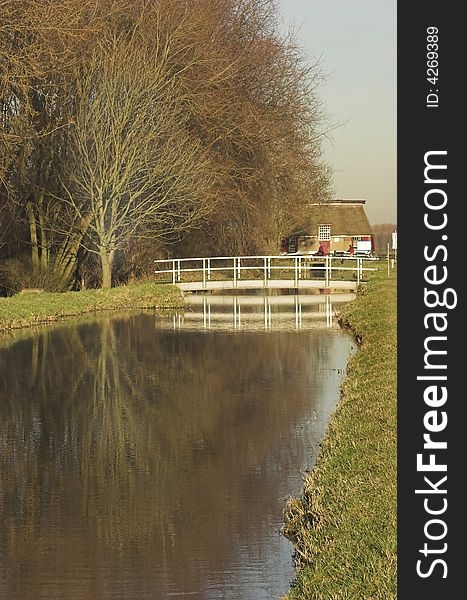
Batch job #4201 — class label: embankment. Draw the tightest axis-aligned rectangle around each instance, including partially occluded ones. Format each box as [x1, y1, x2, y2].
[283, 269, 397, 599]
[0, 282, 183, 332]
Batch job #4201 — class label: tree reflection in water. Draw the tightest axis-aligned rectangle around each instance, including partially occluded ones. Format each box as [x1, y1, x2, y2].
[0, 311, 352, 600]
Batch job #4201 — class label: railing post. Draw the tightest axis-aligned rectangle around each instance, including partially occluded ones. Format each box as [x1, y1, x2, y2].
[264, 257, 267, 286]
[267, 256, 271, 279]
[329, 255, 332, 281]
[298, 256, 302, 279]
[294, 257, 298, 286]
[325, 256, 329, 287]
[238, 257, 241, 279]
[177, 259, 181, 282]
[357, 257, 361, 286]
[203, 258, 206, 288]
[172, 260, 176, 284]
[233, 257, 237, 287]
[207, 258, 211, 281]
[387, 243, 390, 278]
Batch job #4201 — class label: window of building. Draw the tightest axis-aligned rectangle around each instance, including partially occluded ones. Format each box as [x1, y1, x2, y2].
[318, 224, 331, 241]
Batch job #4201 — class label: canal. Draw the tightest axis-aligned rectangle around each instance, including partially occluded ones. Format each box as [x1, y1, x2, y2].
[0, 294, 354, 600]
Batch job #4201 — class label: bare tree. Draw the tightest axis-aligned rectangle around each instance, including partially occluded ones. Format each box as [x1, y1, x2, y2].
[165, 0, 332, 256]
[62, 34, 215, 287]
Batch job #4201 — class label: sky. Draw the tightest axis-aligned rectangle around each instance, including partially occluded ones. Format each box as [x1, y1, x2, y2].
[278, 0, 396, 225]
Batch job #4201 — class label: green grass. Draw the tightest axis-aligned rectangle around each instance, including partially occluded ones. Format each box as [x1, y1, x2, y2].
[283, 266, 397, 599]
[0, 281, 183, 332]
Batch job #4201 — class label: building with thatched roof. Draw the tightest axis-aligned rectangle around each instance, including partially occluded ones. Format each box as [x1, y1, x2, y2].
[282, 199, 374, 256]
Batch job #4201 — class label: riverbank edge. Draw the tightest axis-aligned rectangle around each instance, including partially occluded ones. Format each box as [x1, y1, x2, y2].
[283, 270, 397, 599]
[0, 281, 184, 333]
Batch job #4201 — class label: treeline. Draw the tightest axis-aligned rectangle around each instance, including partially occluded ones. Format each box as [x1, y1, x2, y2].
[1, 0, 331, 290]
[372, 223, 397, 256]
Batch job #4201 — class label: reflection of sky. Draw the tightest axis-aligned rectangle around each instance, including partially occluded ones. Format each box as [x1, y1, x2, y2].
[278, 0, 396, 224]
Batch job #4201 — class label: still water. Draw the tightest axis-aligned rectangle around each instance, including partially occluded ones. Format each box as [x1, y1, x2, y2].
[0, 295, 354, 600]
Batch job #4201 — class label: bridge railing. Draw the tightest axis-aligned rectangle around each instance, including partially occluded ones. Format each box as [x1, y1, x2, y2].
[154, 255, 378, 287]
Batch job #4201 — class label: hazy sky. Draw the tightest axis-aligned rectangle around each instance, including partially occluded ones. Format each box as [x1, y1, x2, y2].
[278, 0, 396, 224]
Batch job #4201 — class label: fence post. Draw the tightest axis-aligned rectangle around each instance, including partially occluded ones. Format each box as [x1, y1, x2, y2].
[264, 257, 267, 286]
[357, 258, 361, 286]
[203, 258, 206, 288]
[172, 260, 176, 284]
[207, 258, 211, 281]
[325, 255, 329, 287]
[387, 242, 390, 278]
[233, 257, 237, 287]
[177, 259, 181, 282]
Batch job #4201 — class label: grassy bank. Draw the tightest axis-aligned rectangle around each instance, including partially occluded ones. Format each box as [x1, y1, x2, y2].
[283, 267, 397, 599]
[0, 281, 183, 332]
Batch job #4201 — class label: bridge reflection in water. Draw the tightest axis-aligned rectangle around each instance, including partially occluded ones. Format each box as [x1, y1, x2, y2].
[162, 293, 356, 332]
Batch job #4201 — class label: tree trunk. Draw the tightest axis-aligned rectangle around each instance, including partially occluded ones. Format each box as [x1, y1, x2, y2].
[54, 214, 93, 289]
[38, 193, 49, 269]
[100, 250, 114, 289]
[26, 201, 39, 270]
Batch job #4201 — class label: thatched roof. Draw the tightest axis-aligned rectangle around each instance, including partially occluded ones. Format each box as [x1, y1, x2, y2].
[305, 200, 372, 236]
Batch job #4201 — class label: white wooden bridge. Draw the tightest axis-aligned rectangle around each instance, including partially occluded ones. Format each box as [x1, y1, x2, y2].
[154, 255, 378, 292]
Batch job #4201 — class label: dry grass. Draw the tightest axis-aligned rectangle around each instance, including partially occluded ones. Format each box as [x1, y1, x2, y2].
[0, 281, 183, 332]
[283, 267, 397, 599]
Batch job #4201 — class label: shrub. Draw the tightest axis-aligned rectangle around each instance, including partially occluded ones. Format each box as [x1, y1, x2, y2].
[0, 258, 69, 295]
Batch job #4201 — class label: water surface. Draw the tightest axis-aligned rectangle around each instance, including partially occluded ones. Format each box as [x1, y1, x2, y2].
[0, 295, 353, 599]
